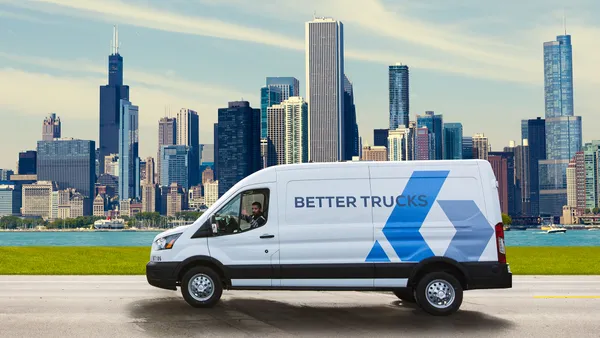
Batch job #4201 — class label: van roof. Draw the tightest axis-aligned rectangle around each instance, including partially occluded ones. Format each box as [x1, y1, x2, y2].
[270, 159, 487, 172]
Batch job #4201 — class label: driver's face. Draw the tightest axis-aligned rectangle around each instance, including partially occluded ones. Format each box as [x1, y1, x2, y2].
[252, 206, 260, 215]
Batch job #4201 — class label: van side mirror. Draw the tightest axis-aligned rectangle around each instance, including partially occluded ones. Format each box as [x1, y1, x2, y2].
[210, 215, 217, 234]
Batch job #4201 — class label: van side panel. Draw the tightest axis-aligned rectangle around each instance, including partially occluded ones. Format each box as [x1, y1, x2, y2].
[368, 163, 494, 264]
[277, 165, 374, 284]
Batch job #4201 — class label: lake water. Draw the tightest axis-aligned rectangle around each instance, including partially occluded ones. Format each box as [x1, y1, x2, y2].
[1, 229, 599, 247]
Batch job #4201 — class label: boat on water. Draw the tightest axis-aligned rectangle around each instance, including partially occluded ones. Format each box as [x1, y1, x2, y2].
[93, 218, 125, 230]
[540, 217, 567, 234]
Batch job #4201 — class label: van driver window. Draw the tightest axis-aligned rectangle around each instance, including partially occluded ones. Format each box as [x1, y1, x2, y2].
[212, 189, 269, 235]
[239, 189, 269, 231]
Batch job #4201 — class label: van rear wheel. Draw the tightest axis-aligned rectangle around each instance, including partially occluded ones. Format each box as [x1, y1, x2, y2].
[181, 266, 223, 308]
[393, 288, 416, 303]
[414, 271, 463, 316]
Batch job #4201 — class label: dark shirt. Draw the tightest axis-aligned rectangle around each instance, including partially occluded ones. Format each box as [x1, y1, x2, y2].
[241, 213, 267, 229]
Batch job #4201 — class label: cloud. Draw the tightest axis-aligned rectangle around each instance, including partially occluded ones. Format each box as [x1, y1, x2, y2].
[0, 63, 237, 167]
[9, 0, 541, 84]
[0, 51, 253, 99]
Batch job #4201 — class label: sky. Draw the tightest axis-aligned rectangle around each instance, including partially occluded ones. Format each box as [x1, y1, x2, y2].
[0, 0, 599, 169]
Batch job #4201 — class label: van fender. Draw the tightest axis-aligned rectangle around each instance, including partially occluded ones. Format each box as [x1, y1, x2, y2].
[407, 256, 471, 288]
[175, 255, 229, 281]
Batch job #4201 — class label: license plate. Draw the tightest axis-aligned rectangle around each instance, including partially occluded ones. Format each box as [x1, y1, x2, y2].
[152, 255, 162, 262]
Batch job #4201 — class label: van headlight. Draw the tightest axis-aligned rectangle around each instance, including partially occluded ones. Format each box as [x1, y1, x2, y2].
[154, 233, 182, 251]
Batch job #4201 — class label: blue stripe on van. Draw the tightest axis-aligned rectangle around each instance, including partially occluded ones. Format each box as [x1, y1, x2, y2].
[437, 200, 494, 262]
[378, 170, 450, 262]
[365, 240, 390, 262]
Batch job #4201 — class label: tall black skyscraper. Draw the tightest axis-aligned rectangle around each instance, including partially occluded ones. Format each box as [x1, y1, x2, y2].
[343, 75, 359, 160]
[99, 25, 130, 173]
[526, 117, 546, 216]
[18, 150, 37, 175]
[216, 101, 260, 197]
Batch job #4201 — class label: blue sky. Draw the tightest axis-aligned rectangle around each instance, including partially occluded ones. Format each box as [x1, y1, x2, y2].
[0, 0, 599, 168]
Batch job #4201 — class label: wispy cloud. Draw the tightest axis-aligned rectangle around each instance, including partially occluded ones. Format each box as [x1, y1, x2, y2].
[8, 0, 541, 84]
[0, 51, 253, 99]
[0, 8, 54, 23]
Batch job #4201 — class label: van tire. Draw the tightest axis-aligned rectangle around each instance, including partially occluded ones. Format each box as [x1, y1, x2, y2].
[392, 288, 416, 303]
[414, 271, 463, 316]
[181, 266, 223, 308]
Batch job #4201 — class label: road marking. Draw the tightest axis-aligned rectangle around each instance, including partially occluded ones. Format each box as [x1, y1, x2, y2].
[534, 296, 600, 299]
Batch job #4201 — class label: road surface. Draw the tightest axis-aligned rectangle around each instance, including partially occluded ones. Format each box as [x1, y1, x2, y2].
[0, 275, 598, 337]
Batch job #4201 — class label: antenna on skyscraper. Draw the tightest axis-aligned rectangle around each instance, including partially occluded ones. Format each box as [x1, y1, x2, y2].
[563, 9, 567, 35]
[113, 24, 119, 54]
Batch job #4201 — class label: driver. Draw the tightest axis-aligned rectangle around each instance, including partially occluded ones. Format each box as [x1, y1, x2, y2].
[241, 202, 267, 229]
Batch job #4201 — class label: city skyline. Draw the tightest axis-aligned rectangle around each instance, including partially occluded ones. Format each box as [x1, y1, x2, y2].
[1, 1, 600, 168]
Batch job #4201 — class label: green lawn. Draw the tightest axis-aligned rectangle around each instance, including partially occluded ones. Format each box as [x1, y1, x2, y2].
[0, 246, 598, 275]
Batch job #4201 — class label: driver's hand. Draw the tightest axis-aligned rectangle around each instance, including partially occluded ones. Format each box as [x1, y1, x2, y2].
[241, 209, 248, 216]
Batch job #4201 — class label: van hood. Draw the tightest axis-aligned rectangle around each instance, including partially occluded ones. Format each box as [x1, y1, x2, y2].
[153, 224, 193, 240]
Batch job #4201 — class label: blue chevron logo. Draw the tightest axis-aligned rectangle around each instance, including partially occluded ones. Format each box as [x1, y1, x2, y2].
[366, 170, 450, 262]
[437, 200, 495, 262]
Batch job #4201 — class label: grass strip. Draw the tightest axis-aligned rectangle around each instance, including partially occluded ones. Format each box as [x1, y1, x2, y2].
[0, 246, 598, 275]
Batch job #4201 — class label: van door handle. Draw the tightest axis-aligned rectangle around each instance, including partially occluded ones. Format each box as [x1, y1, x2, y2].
[260, 234, 275, 239]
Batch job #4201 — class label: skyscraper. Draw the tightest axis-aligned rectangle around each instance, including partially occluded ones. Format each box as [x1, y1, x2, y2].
[260, 86, 282, 140]
[415, 128, 430, 161]
[144, 157, 155, 185]
[417, 111, 443, 160]
[540, 34, 583, 216]
[306, 17, 345, 162]
[489, 151, 516, 216]
[526, 117, 546, 216]
[99, 26, 130, 173]
[462, 136, 474, 160]
[118, 99, 140, 201]
[266, 77, 300, 101]
[160, 145, 190, 189]
[389, 63, 409, 129]
[443, 123, 463, 160]
[157, 117, 176, 184]
[472, 133, 489, 160]
[216, 101, 261, 196]
[343, 75, 359, 160]
[18, 150, 37, 175]
[373, 129, 389, 148]
[267, 97, 309, 166]
[388, 128, 410, 161]
[177, 108, 200, 187]
[42, 113, 61, 141]
[514, 141, 530, 216]
[36, 139, 95, 214]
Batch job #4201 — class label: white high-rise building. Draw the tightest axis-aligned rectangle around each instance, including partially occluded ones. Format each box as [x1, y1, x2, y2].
[204, 180, 219, 207]
[268, 97, 309, 166]
[388, 128, 410, 161]
[473, 133, 489, 161]
[306, 17, 344, 162]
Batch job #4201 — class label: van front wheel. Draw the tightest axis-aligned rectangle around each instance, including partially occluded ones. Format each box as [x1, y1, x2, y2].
[414, 272, 463, 316]
[181, 266, 223, 308]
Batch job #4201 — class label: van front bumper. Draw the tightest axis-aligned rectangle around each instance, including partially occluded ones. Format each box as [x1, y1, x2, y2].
[463, 262, 512, 290]
[146, 261, 179, 290]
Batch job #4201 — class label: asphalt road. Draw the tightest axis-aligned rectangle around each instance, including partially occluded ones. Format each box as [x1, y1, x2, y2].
[0, 275, 599, 337]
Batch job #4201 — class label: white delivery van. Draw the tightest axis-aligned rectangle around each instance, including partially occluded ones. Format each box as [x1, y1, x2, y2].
[146, 160, 511, 316]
